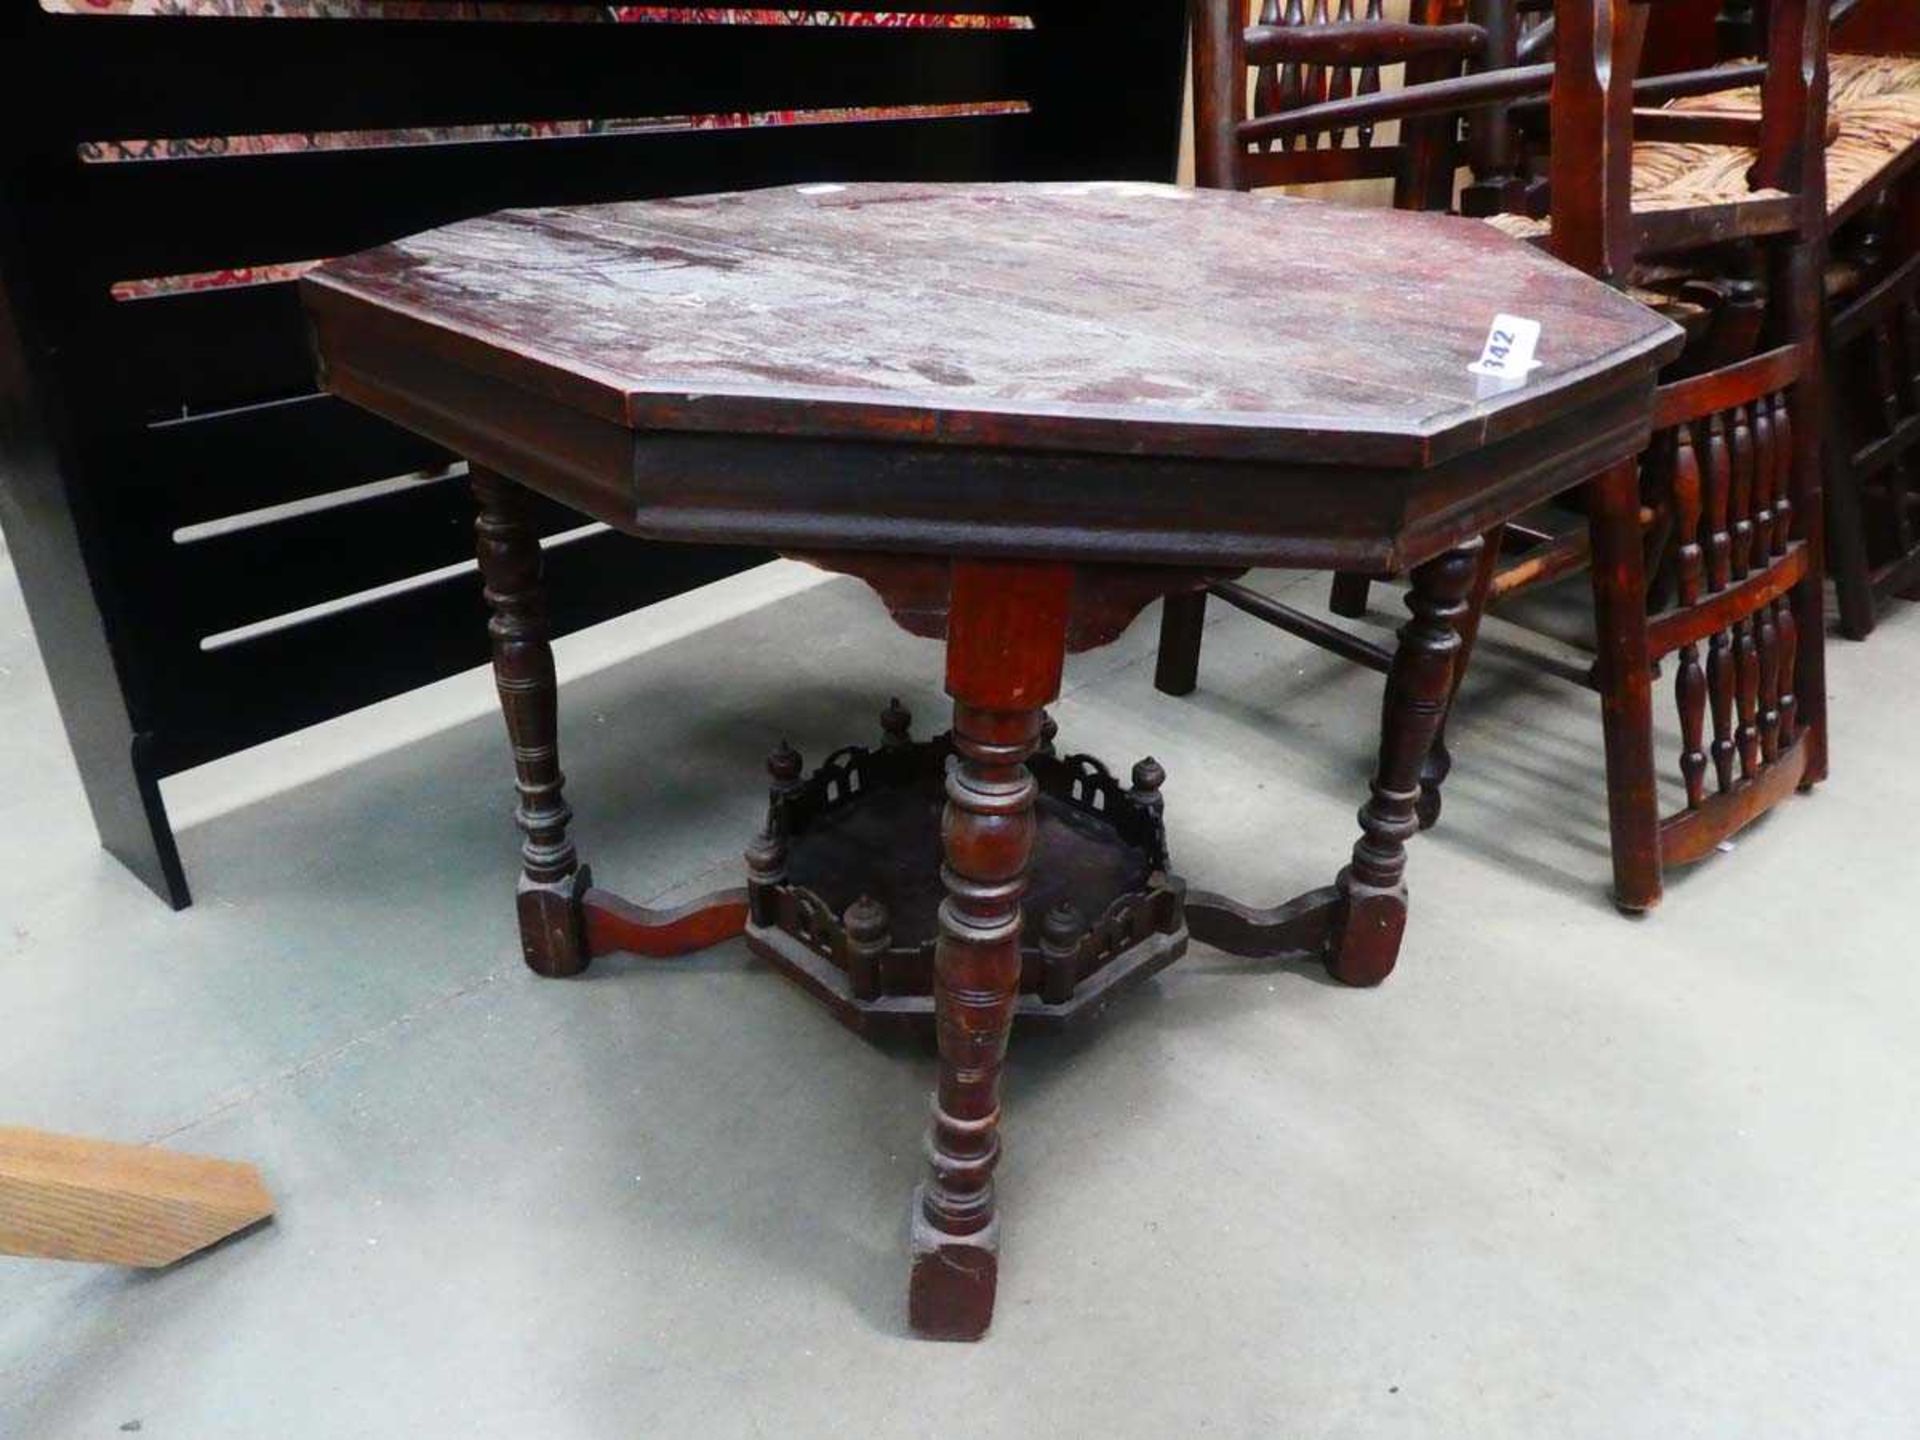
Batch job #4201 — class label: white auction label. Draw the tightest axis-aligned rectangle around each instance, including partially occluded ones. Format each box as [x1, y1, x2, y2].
[1468, 314, 1544, 380]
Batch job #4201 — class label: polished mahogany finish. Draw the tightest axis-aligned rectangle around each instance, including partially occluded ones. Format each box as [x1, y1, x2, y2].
[908, 558, 1069, 1340]
[304, 182, 1678, 1341]
[304, 183, 1679, 569]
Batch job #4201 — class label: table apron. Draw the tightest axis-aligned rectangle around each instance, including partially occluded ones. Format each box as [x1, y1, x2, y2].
[322, 341, 1657, 576]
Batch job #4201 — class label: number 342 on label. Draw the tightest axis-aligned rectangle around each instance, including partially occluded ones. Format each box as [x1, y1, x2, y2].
[1468, 314, 1543, 380]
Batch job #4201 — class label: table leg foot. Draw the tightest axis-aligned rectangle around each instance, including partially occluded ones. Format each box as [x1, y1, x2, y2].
[1326, 867, 1408, 987]
[518, 870, 591, 978]
[908, 1186, 1000, 1341]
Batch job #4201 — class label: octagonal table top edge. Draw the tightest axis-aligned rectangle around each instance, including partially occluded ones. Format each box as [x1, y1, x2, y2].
[302, 182, 1686, 472]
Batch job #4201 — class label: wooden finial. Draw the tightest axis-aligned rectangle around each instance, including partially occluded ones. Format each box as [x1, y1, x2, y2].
[1040, 902, 1086, 1006]
[767, 740, 804, 787]
[880, 698, 913, 749]
[844, 895, 892, 1001]
[1130, 757, 1166, 797]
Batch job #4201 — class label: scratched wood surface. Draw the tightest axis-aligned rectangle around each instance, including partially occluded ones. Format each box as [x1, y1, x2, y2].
[304, 181, 1680, 468]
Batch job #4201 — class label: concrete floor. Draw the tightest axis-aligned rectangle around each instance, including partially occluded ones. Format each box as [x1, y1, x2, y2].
[3, 553, 1918, 1440]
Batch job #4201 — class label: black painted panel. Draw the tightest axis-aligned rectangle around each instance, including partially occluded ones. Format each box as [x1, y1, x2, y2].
[0, 0, 1188, 905]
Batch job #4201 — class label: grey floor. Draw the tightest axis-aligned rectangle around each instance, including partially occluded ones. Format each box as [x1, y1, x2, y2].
[3, 554, 1918, 1440]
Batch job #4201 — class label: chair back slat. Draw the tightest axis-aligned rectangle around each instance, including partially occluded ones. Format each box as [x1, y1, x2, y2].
[1192, 0, 1523, 204]
[1546, 0, 1648, 281]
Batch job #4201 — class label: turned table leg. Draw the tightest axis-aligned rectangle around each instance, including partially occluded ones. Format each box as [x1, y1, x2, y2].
[908, 559, 1072, 1342]
[1327, 539, 1480, 987]
[471, 466, 590, 978]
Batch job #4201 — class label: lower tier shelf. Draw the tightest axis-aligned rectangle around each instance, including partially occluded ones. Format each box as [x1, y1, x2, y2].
[742, 703, 1188, 1037]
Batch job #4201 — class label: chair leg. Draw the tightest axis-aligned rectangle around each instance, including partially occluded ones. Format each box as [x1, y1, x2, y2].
[1782, 236, 1831, 785]
[1824, 399, 1879, 641]
[1154, 590, 1208, 696]
[1417, 526, 1504, 830]
[1586, 461, 1663, 914]
[472, 466, 590, 977]
[1329, 572, 1371, 618]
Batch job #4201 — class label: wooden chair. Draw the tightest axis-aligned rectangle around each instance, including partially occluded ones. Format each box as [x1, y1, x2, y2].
[1190, 0, 1484, 204]
[1158, 0, 1831, 912]
[1828, 168, 1920, 635]
[1802, 0, 1920, 635]
[1547, 0, 1920, 636]
[1426, 0, 1833, 910]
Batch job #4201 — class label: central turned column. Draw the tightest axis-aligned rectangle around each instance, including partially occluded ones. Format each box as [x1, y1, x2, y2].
[909, 558, 1073, 1341]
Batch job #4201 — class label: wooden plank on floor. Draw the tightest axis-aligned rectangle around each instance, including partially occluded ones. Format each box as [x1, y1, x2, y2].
[0, 1127, 274, 1266]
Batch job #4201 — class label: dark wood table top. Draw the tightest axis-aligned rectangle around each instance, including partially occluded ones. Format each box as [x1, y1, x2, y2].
[304, 182, 1684, 571]
[307, 181, 1678, 465]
